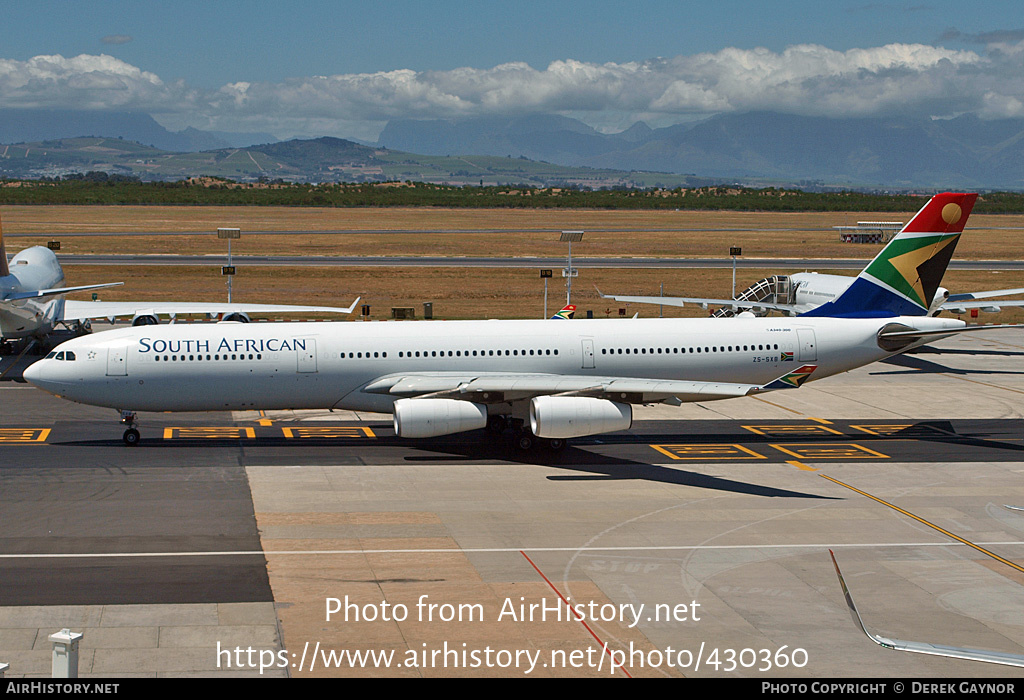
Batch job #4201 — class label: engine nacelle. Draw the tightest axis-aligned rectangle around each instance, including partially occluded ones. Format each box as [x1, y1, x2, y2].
[393, 398, 488, 438]
[929, 287, 950, 316]
[530, 396, 632, 439]
[131, 313, 159, 326]
[221, 312, 251, 323]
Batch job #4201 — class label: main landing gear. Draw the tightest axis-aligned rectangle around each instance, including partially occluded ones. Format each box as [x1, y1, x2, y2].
[120, 410, 140, 446]
[489, 415, 566, 452]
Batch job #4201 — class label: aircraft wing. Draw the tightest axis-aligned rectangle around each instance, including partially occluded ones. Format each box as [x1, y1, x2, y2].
[941, 300, 1024, 314]
[63, 297, 361, 322]
[2, 282, 123, 303]
[947, 287, 1024, 303]
[362, 366, 817, 405]
[595, 287, 805, 315]
[830, 550, 1024, 668]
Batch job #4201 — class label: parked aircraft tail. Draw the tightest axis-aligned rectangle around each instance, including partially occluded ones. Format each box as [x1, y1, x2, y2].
[551, 304, 576, 320]
[801, 192, 977, 318]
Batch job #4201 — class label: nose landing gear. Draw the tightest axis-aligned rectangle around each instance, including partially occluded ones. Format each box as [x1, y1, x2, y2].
[120, 410, 140, 446]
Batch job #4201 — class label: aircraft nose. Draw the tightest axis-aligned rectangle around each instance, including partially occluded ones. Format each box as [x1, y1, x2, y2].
[22, 359, 46, 387]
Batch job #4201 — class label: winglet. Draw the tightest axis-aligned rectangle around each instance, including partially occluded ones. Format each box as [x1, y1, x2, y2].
[342, 296, 362, 314]
[829, 550, 874, 640]
[829, 549, 1024, 667]
[756, 364, 817, 391]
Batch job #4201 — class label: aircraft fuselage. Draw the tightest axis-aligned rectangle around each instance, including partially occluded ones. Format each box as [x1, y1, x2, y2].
[0, 246, 64, 339]
[24, 314, 965, 414]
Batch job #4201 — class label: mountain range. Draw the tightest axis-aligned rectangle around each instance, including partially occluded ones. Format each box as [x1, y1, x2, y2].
[0, 109, 276, 152]
[1, 109, 1023, 189]
[378, 112, 1024, 190]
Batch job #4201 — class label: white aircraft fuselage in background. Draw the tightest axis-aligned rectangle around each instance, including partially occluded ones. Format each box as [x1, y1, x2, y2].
[1, 246, 72, 339]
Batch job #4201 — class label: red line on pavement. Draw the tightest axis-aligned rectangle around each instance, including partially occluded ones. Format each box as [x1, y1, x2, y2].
[519, 549, 632, 678]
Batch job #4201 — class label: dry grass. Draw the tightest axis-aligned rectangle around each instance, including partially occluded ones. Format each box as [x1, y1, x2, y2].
[5, 205, 1024, 259]
[63, 265, 1024, 325]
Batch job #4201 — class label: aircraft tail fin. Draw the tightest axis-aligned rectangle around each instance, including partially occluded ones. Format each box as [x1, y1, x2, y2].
[801, 192, 977, 318]
[551, 304, 576, 320]
[0, 209, 9, 277]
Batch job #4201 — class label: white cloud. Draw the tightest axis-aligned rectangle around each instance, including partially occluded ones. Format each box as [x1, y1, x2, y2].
[0, 42, 1020, 138]
[0, 54, 195, 111]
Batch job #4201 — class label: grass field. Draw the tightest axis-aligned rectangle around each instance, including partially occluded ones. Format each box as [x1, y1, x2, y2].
[5, 205, 1024, 259]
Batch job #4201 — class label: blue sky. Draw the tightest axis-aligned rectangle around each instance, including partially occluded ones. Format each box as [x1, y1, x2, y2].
[0, 1, 1021, 139]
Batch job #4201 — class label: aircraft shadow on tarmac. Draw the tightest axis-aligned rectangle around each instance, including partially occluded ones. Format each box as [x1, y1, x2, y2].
[48, 417, 1024, 495]
[876, 352, 1024, 375]
[399, 434, 834, 499]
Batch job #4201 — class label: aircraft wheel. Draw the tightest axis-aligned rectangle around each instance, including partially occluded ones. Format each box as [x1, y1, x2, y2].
[515, 432, 535, 451]
[486, 415, 508, 434]
[544, 438, 567, 452]
[123, 428, 141, 446]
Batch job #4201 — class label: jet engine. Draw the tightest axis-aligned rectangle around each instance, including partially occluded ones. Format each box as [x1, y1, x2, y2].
[529, 396, 632, 439]
[131, 313, 159, 326]
[221, 312, 251, 323]
[929, 287, 950, 316]
[393, 398, 488, 438]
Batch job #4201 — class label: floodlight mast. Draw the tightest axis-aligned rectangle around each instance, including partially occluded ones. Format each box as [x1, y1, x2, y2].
[560, 230, 584, 305]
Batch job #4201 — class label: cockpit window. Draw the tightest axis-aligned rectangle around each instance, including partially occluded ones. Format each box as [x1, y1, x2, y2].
[55, 352, 65, 360]
[45, 352, 57, 359]
[65, 351, 76, 361]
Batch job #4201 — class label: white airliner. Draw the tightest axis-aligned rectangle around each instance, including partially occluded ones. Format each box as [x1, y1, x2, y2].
[25, 193, 1018, 447]
[0, 212, 360, 348]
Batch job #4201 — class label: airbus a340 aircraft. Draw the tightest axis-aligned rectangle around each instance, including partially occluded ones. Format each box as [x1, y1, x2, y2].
[25, 193, 1018, 447]
[0, 213, 360, 350]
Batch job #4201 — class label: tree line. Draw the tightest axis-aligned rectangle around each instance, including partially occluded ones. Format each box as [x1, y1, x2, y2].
[2, 176, 1023, 212]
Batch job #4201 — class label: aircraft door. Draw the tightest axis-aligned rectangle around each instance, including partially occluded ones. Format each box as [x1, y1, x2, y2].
[296, 338, 317, 373]
[581, 338, 595, 369]
[797, 328, 817, 362]
[106, 345, 127, 376]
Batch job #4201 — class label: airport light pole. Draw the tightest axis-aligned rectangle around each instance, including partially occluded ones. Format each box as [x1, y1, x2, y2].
[560, 230, 584, 306]
[218, 228, 241, 303]
[540, 269, 552, 318]
[730, 246, 742, 299]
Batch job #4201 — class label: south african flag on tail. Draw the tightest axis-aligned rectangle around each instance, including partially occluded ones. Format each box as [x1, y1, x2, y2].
[551, 305, 576, 320]
[801, 192, 976, 318]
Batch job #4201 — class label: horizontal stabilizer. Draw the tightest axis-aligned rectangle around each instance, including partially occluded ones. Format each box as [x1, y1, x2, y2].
[2, 282, 123, 303]
[880, 323, 1024, 341]
[947, 287, 1024, 303]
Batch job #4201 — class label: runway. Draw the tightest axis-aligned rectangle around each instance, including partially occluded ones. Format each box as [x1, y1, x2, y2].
[53, 253, 1024, 270]
[7, 226, 1024, 238]
[3, 331, 1024, 677]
